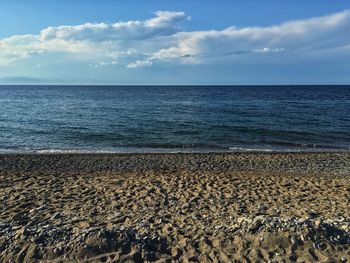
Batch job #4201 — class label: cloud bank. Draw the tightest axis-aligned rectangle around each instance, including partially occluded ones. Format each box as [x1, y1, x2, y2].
[1, 9, 350, 73]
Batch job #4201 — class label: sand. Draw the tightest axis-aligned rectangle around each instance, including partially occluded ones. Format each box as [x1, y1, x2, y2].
[0, 153, 349, 262]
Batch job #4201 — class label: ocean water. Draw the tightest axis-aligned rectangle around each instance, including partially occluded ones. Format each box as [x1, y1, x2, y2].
[0, 85, 349, 153]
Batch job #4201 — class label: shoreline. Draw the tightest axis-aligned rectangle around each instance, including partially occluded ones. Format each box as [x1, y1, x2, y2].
[1, 153, 349, 261]
[1, 152, 349, 175]
[1, 150, 350, 156]
[1, 148, 350, 155]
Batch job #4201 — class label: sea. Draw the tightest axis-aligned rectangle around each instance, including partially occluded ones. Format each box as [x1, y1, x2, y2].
[0, 85, 349, 153]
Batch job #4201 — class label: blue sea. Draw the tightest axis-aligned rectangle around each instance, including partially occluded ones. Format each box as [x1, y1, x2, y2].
[0, 85, 349, 153]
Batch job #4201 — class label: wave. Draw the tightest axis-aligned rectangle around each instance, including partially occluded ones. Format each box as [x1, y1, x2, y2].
[35, 149, 118, 154]
[1, 144, 349, 154]
[229, 144, 350, 152]
[228, 147, 274, 152]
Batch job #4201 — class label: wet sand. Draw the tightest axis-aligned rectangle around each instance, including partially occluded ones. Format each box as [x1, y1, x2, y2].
[0, 153, 349, 262]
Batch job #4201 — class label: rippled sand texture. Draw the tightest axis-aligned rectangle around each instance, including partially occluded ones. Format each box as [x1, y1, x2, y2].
[0, 153, 349, 262]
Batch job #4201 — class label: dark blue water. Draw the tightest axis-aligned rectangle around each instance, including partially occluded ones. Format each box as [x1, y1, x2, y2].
[0, 85, 349, 153]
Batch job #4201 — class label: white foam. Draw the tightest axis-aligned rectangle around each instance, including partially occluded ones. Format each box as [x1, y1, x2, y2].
[228, 147, 274, 152]
[35, 149, 119, 154]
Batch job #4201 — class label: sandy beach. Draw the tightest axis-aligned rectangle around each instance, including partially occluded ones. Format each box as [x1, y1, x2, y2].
[0, 153, 349, 262]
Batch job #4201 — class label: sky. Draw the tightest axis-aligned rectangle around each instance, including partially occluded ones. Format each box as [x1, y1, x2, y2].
[0, 0, 350, 85]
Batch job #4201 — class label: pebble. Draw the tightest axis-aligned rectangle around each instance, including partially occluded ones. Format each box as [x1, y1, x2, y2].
[314, 219, 322, 228]
[0, 223, 9, 230]
[29, 205, 48, 213]
[51, 212, 61, 220]
[248, 219, 263, 233]
[290, 235, 298, 245]
[11, 213, 25, 222]
[317, 242, 327, 251]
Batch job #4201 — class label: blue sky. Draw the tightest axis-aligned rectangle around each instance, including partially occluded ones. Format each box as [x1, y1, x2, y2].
[0, 0, 350, 84]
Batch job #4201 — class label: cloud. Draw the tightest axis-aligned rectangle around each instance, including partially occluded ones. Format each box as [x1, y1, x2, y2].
[40, 11, 188, 42]
[253, 48, 285, 54]
[127, 60, 153, 69]
[0, 34, 97, 66]
[0, 9, 350, 71]
[133, 10, 350, 66]
[89, 61, 118, 68]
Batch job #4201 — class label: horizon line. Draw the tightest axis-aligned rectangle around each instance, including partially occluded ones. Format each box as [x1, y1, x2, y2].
[1, 84, 350, 87]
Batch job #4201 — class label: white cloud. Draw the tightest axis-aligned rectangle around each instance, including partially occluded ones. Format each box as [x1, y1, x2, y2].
[253, 48, 285, 53]
[40, 11, 188, 42]
[127, 60, 153, 69]
[0, 9, 350, 69]
[89, 61, 118, 68]
[132, 10, 350, 67]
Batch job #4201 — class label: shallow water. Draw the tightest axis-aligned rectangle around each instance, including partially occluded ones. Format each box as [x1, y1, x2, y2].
[0, 85, 349, 153]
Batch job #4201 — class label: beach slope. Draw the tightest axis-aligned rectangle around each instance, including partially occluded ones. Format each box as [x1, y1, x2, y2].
[0, 153, 349, 262]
